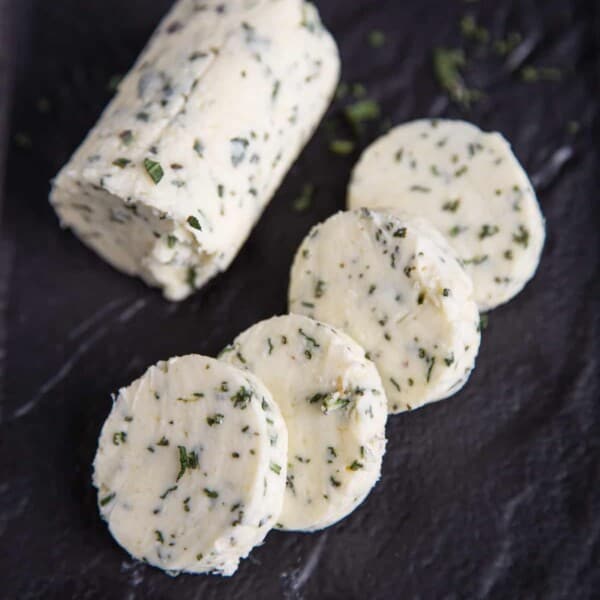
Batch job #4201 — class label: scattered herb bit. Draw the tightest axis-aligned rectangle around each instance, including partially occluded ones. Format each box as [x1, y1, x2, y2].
[107, 74, 122, 93]
[479, 313, 489, 331]
[143, 158, 164, 184]
[267, 338, 274, 354]
[272, 79, 281, 100]
[352, 83, 367, 98]
[567, 121, 580, 135]
[270, 463, 282, 475]
[322, 394, 350, 414]
[193, 139, 204, 157]
[330, 476, 341, 488]
[293, 183, 314, 212]
[112, 432, 127, 445]
[119, 130, 133, 145]
[231, 386, 253, 409]
[100, 492, 116, 506]
[442, 288, 450, 297]
[204, 488, 219, 499]
[504, 249, 514, 260]
[433, 47, 482, 107]
[207, 414, 224, 426]
[390, 378, 401, 392]
[368, 30, 386, 48]
[315, 279, 326, 298]
[443, 199, 461, 212]
[410, 185, 431, 193]
[299, 329, 320, 348]
[157, 436, 169, 447]
[417, 292, 425, 305]
[444, 354, 455, 367]
[187, 215, 202, 230]
[460, 15, 489, 44]
[479, 224, 499, 239]
[493, 32, 522, 56]
[167, 235, 177, 249]
[183, 497, 191, 512]
[513, 225, 530, 247]
[348, 460, 364, 471]
[176, 446, 199, 481]
[329, 139, 355, 155]
[344, 99, 381, 130]
[462, 254, 489, 265]
[449, 225, 467, 237]
[112, 158, 130, 168]
[521, 66, 562, 82]
[14, 132, 32, 149]
[160, 485, 178, 500]
[136, 111, 150, 122]
[154, 530, 164, 544]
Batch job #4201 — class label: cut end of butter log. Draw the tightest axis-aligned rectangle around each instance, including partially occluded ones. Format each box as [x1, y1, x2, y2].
[348, 119, 545, 311]
[221, 314, 387, 531]
[93, 355, 288, 576]
[289, 209, 481, 414]
[51, 0, 340, 301]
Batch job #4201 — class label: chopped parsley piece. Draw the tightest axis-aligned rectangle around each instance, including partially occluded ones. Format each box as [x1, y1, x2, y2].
[112, 432, 126, 445]
[443, 199, 461, 212]
[348, 460, 364, 471]
[143, 158, 164, 184]
[521, 66, 562, 82]
[204, 488, 219, 499]
[270, 462, 282, 475]
[167, 235, 177, 248]
[330, 476, 341, 488]
[157, 436, 169, 446]
[154, 530, 164, 544]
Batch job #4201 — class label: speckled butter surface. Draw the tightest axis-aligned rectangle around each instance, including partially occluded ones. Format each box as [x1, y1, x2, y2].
[51, 0, 340, 300]
[289, 209, 481, 413]
[92, 355, 287, 576]
[347, 119, 545, 310]
[221, 314, 387, 531]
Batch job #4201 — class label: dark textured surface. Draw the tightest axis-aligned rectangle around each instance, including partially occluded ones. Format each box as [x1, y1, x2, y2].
[1, 1, 599, 598]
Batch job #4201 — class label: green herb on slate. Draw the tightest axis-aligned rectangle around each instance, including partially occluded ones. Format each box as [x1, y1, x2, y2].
[293, 183, 314, 212]
[368, 30, 386, 48]
[329, 139, 355, 155]
[433, 47, 482, 108]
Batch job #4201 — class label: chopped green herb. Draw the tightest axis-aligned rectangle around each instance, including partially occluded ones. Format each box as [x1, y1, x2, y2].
[154, 530, 164, 544]
[462, 254, 489, 265]
[112, 431, 127, 445]
[107, 74, 122, 92]
[112, 158, 130, 168]
[460, 15, 489, 44]
[187, 215, 202, 230]
[368, 30, 386, 48]
[231, 386, 253, 409]
[204, 488, 219, 499]
[330, 476, 341, 488]
[159, 485, 178, 500]
[329, 139, 355, 155]
[443, 199, 461, 212]
[99, 492, 116, 506]
[119, 130, 133, 145]
[143, 158, 164, 184]
[433, 47, 482, 107]
[479, 313, 489, 331]
[344, 99, 381, 129]
[293, 183, 314, 212]
[193, 139, 204, 157]
[513, 225, 530, 247]
[348, 460, 364, 471]
[479, 224, 499, 239]
[493, 32, 522, 56]
[521, 66, 562, 82]
[270, 462, 282, 475]
[176, 446, 199, 481]
[167, 235, 177, 248]
[207, 414, 224, 426]
[157, 436, 169, 446]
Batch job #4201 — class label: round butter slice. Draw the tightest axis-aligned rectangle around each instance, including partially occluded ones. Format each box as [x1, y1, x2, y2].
[93, 354, 287, 576]
[348, 119, 545, 310]
[289, 209, 481, 414]
[221, 314, 387, 531]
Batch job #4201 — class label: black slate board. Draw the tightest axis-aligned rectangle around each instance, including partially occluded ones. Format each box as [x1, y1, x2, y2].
[1, 1, 599, 598]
